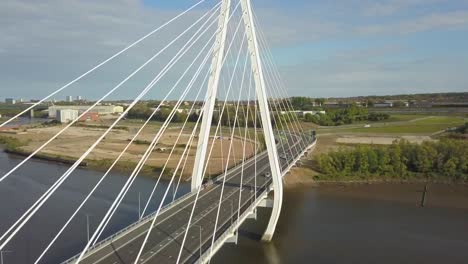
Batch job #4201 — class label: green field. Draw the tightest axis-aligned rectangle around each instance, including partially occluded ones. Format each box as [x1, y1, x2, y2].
[384, 114, 427, 122]
[316, 115, 466, 135]
[349, 116, 465, 134]
[411, 116, 465, 125]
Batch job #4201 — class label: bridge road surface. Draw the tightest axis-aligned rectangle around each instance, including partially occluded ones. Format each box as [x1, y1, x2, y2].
[68, 134, 312, 264]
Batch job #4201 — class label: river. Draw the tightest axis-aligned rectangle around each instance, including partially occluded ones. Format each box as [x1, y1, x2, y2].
[1, 148, 468, 263]
[214, 184, 468, 264]
[0, 149, 189, 263]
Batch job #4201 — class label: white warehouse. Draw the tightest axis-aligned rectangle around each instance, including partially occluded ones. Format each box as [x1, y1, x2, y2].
[48, 105, 124, 118]
[56, 109, 79, 123]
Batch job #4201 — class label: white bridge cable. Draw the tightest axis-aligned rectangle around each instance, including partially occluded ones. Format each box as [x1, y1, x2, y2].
[131, 80, 208, 263]
[79, 3, 249, 259]
[218, 9, 252, 172]
[132, 100, 206, 263]
[207, 37, 249, 262]
[171, 104, 204, 201]
[268, 89, 301, 159]
[259, 37, 306, 151]
[249, 21, 300, 157]
[0, 0, 210, 129]
[0, 2, 222, 185]
[254, 92, 258, 200]
[172, 109, 203, 201]
[175, 10, 247, 263]
[32, 10, 220, 263]
[236, 67, 253, 222]
[262, 47, 308, 151]
[0, 4, 222, 252]
[251, 14, 307, 152]
[135, 13, 248, 264]
[266, 91, 296, 162]
[219, 19, 242, 169]
[97, 22, 218, 228]
[253, 13, 308, 149]
[82, 10, 222, 251]
[139, 42, 215, 218]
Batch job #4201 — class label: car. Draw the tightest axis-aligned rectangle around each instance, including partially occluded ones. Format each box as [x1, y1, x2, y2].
[264, 172, 271, 178]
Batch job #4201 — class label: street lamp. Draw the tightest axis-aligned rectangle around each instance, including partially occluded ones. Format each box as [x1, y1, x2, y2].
[0, 250, 12, 264]
[138, 191, 142, 219]
[227, 199, 234, 225]
[85, 214, 92, 243]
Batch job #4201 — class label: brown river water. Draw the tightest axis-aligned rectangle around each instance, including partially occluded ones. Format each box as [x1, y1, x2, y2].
[1, 147, 467, 263]
[213, 183, 468, 264]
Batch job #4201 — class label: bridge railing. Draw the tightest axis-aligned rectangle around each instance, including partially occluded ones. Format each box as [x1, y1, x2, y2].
[61, 186, 205, 264]
[62, 133, 316, 264]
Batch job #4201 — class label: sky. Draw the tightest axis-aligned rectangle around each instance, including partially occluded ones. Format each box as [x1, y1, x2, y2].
[1, 0, 468, 101]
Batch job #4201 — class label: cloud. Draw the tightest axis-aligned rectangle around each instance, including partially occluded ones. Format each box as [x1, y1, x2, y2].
[357, 10, 468, 34]
[1, 0, 467, 99]
[362, 0, 441, 16]
[0, 0, 218, 99]
[252, 7, 341, 46]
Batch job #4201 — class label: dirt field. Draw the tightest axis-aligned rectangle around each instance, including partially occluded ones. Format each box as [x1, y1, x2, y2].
[4, 122, 257, 180]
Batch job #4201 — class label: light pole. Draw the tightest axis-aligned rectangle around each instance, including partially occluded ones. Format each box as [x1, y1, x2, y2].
[0, 250, 12, 264]
[85, 214, 92, 243]
[227, 199, 234, 225]
[138, 191, 141, 219]
[192, 224, 203, 258]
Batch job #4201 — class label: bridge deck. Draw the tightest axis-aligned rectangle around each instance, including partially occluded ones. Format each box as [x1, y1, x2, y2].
[65, 134, 314, 264]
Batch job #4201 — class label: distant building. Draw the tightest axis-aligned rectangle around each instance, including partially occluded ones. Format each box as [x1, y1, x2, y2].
[323, 101, 352, 108]
[5, 98, 16, 104]
[374, 102, 393, 108]
[56, 109, 79, 123]
[79, 112, 99, 122]
[48, 105, 124, 118]
[76, 96, 82, 101]
[66, 96, 73, 102]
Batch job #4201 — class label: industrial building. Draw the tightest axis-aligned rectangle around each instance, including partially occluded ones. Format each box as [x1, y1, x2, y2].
[48, 105, 123, 118]
[5, 98, 16, 104]
[56, 109, 79, 123]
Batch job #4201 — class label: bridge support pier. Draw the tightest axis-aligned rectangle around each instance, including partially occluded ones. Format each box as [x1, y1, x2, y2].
[225, 231, 238, 244]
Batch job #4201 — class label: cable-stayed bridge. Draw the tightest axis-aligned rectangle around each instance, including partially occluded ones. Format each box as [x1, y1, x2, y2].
[0, 0, 316, 263]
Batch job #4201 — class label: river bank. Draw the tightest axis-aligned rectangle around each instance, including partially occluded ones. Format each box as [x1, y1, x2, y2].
[0, 122, 255, 180]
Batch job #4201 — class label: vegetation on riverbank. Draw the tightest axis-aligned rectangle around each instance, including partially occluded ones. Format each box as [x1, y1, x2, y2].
[73, 123, 129, 131]
[0, 136, 29, 152]
[315, 139, 468, 181]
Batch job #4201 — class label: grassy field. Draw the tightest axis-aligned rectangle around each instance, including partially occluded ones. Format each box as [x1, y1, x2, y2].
[384, 114, 427, 122]
[351, 116, 465, 134]
[316, 115, 466, 135]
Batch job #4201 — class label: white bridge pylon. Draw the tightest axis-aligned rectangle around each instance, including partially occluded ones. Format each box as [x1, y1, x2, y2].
[191, 0, 283, 241]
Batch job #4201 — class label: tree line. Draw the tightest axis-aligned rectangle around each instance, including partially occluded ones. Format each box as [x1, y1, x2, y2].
[316, 139, 468, 181]
[304, 105, 389, 126]
[127, 103, 296, 128]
